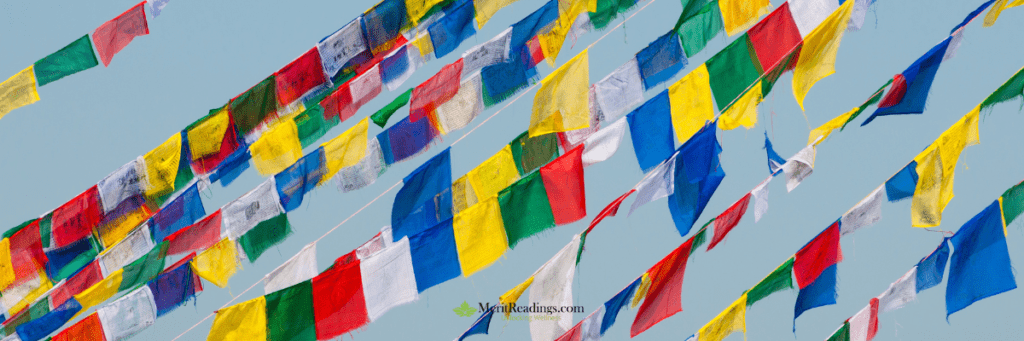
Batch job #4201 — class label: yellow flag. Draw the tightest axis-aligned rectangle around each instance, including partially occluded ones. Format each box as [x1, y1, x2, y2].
[453, 197, 509, 277]
[718, 0, 771, 36]
[792, 0, 855, 110]
[406, 0, 448, 24]
[0, 65, 41, 120]
[468, 145, 520, 201]
[935, 109, 979, 213]
[537, 0, 588, 66]
[207, 296, 268, 341]
[631, 273, 652, 308]
[75, 269, 124, 311]
[410, 32, 435, 57]
[0, 239, 15, 291]
[97, 204, 152, 248]
[475, 0, 520, 28]
[193, 238, 241, 288]
[669, 64, 716, 144]
[530, 50, 590, 137]
[808, 108, 857, 146]
[499, 276, 534, 316]
[320, 118, 369, 184]
[188, 107, 230, 160]
[912, 146, 943, 228]
[452, 175, 479, 214]
[698, 294, 747, 341]
[718, 81, 763, 130]
[144, 134, 183, 198]
[249, 120, 303, 176]
[984, 0, 1024, 27]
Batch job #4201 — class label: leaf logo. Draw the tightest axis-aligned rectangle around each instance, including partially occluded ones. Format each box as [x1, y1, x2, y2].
[453, 301, 476, 317]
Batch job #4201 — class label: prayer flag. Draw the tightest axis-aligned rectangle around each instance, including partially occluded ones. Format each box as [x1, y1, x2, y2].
[92, 2, 149, 66]
[630, 239, 694, 337]
[697, 295, 747, 341]
[475, 0, 520, 27]
[499, 173, 557, 248]
[411, 59, 464, 122]
[629, 154, 676, 216]
[848, 298, 879, 341]
[361, 237, 418, 321]
[453, 197, 508, 277]
[668, 65, 715, 144]
[266, 280, 316, 341]
[34, 35, 99, 86]
[593, 58, 645, 122]
[206, 297, 267, 341]
[530, 50, 590, 137]
[312, 256, 368, 339]
[52, 186, 104, 248]
[510, 131, 560, 175]
[250, 120, 303, 176]
[707, 193, 751, 251]
[530, 236, 582, 340]
[637, 33, 687, 90]
[676, 0, 724, 56]
[74, 269, 123, 311]
[794, 222, 840, 288]
[468, 145, 521, 201]
[541, 146, 586, 225]
[429, 0, 476, 58]
[409, 219, 461, 291]
[601, 277, 642, 334]
[276, 48, 328, 106]
[627, 91, 675, 172]
[97, 286, 157, 341]
[318, 18, 368, 78]
[706, 36, 763, 111]
[363, 0, 408, 54]
[0, 65, 40, 120]
[237, 214, 291, 262]
[746, 257, 794, 306]
[792, 0, 854, 110]
[436, 72, 485, 133]
[916, 238, 950, 292]
[230, 76, 278, 135]
[457, 306, 496, 341]
[192, 238, 240, 288]
[147, 259, 201, 316]
[877, 267, 917, 313]
[150, 183, 205, 242]
[165, 210, 221, 256]
[794, 264, 837, 325]
[717, 81, 762, 130]
[264, 243, 317, 295]
[667, 126, 725, 236]
[582, 117, 627, 166]
[718, 0, 770, 36]
[51, 312, 104, 341]
[320, 118, 369, 182]
[321, 65, 382, 122]
[861, 39, 951, 126]
[840, 186, 883, 236]
[747, 4, 802, 72]
[222, 178, 283, 239]
[392, 149, 452, 240]
[946, 201, 1017, 318]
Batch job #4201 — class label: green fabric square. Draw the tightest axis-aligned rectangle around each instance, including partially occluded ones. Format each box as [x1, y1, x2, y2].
[1002, 181, 1024, 226]
[510, 131, 559, 176]
[266, 280, 316, 341]
[745, 257, 794, 306]
[238, 214, 292, 262]
[826, 321, 850, 341]
[372, 88, 413, 128]
[230, 75, 278, 134]
[296, 105, 340, 148]
[39, 213, 52, 248]
[120, 242, 168, 291]
[982, 68, 1024, 110]
[706, 35, 763, 111]
[498, 173, 556, 248]
[676, 0, 723, 57]
[34, 35, 99, 87]
[589, 0, 636, 29]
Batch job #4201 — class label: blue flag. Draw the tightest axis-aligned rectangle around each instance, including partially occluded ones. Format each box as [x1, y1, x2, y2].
[601, 277, 643, 335]
[409, 219, 461, 292]
[861, 38, 951, 126]
[667, 124, 725, 236]
[763, 131, 787, 175]
[274, 149, 326, 212]
[628, 90, 675, 172]
[457, 306, 496, 341]
[946, 201, 1017, 318]
[794, 264, 837, 330]
[392, 148, 453, 241]
[916, 237, 950, 292]
[149, 183, 206, 242]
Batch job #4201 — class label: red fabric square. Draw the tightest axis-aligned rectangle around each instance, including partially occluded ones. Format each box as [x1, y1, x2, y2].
[165, 210, 222, 256]
[51, 261, 103, 309]
[540, 146, 587, 225]
[877, 74, 908, 108]
[586, 189, 636, 234]
[321, 70, 382, 122]
[92, 1, 150, 67]
[52, 312, 106, 341]
[707, 193, 752, 251]
[794, 222, 840, 288]
[747, 3, 802, 72]
[409, 59, 464, 122]
[276, 47, 328, 106]
[313, 257, 368, 340]
[10, 219, 47, 285]
[191, 117, 240, 174]
[867, 297, 880, 339]
[630, 238, 694, 337]
[52, 186, 104, 248]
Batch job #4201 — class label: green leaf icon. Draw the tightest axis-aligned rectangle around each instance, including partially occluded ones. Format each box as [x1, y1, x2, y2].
[453, 301, 476, 317]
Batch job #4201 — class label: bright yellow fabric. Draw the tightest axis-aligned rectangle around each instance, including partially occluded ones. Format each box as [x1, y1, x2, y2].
[6, 270, 52, 316]
[0, 239, 15, 291]
[468, 145, 520, 201]
[411, 33, 435, 57]
[406, 0, 448, 24]
[537, 0, 588, 66]
[669, 64, 716, 144]
[530, 50, 591, 137]
[274, 102, 306, 124]
[320, 118, 369, 185]
[934, 110, 979, 217]
[698, 294, 747, 341]
[984, 0, 1024, 26]
[999, 197, 1008, 236]
[188, 107, 230, 160]
[143, 134, 183, 198]
[965, 105, 981, 147]
[452, 175, 479, 214]
[912, 147, 943, 228]
[475, 0, 520, 28]
[499, 276, 534, 316]
[808, 108, 856, 146]
[718, 0, 771, 36]
[75, 269, 124, 311]
[193, 238, 241, 288]
[249, 120, 303, 176]
[792, 0, 854, 110]
[207, 296, 268, 341]
[631, 273, 652, 308]
[453, 197, 509, 277]
[0, 65, 40, 120]
[97, 204, 152, 248]
[718, 81, 763, 130]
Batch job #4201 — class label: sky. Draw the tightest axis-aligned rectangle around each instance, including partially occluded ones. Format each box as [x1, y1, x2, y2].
[1, 0, 1023, 340]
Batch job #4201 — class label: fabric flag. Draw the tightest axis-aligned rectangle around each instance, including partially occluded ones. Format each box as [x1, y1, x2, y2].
[361, 0, 407, 54]
[718, 81, 762, 130]
[628, 91, 675, 172]
[372, 88, 413, 128]
[808, 107, 856, 146]
[980, 66, 1024, 110]
[706, 36, 762, 112]
[629, 154, 676, 216]
[593, 58, 645, 122]
[582, 116, 627, 166]
[150, 183, 205, 242]
[530, 50, 590, 137]
[436, 72, 485, 134]
[222, 178, 284, 239]
[718, 0, 770, 35]
[468, 145, 521, 202]
[274, 150, 325, 212]
[794, 222, 840, 288]
[586, 190, 636, 237]
[97, 286, 157, 341]
[52, 186, 104, 248]
[118, 242, 166, 291]
[408, 219, 461, 292]
[323, 65, 383, 122]
[499, 173, 557, 248]
[382, 113, 441, 163]
[231, 76, 279, 135]
[910, 110, 979, 228]
[45, 237, 97, 282]
[312, 254, 368, 339]
[463, 27, 512, 75]
[528, 235, 582, 341]
[746, 257, 795, 306]
[92, 2, 149, 66]
[763, 133, 787, 174]
[510, 131, 560, 175]
[410, 59, 464, 122]
[250, 120, 303, 176]
[501, 276, 534, 310]
[321, 118, 369, 182]
[34, 35, 99, 86]
[453, 197, 508, 277]
[541, 146, 587, 225]
[788, 0, 840, 37]
[750, 178, 770, 222]
[0, 65, 40, 120]
[600, 277, 642, 335]
[95, 195, 152, 248]
[264, 243, 317, 295]
[535, 0, 588, 66]
[861, 38, 952, 126]
[8, 220, 47, 286]
[792, 0, 854, 110]
[336, 138, 388, 193]
[98, 226, 153, 276]
[51, 312, 104, 341]
[554, 306, 603, 341]
[165, 210, 221, 256]
[318, 18, 368, 78]
[187, 107, 232, 162]
[667, 125, 725, 236]
[0, 239, 16, 290]
[361, 237, 418, 321]
[74, 269, 123, 311]
[748, 3, 801, 73]
[276, 47, 328, 106]
[147, 259, 201, 316]
[14, 298, 81, 341]
[630, 238, 694, 337]
[847, 298, 879, 341]
[946, 200, 1017, 318]
[885, 161, 918, 202]
[381, 46, 415, 91]
[237, 214, 291, 262]
[392, 149, 452, 240]
[877, 267, 917, 313]
[794, 263, 838, 325]
[782, 144, 816, 192]
[637, 32, 686, 90]
[142, 133, 183, 199]
[840, 185, 883, 236]
[51, 262, 102, 308]
[707, 193, 752, 251]
[675, 0, 724, 56]
[916, 238, 950, 292]
[429, 0, 476, 58]
[192, 238, 240, 288]
[206, 296, 267, 341]
[668, 65, 716, 145]
[265, 280, 316, 341]
[984, 0, 1024, 26]
[698, 295, 747, 341]
[456, 306, 496, 341]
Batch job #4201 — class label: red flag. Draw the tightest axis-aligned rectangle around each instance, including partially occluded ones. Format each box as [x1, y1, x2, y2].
[9, 219, 47, 285]
[541, 145, 586, 225]
[877, 74, 908, 108]
[52, 312, 105, 341]
[313, 256, 369, 340]
[165, 210, 222, 256]
[52, 186, 104, 248]
[707, 193, 752, 251]
[92, 2, 150, 67]
[276, 47, 328, 106]
[50, 261, 103, 308]
[630, 238, 694, 337]
[867, 297, 880, 340]
[794, 222, 840, 288]
[747, 3, 802, 72]
[586, 190, 636, 234]
[409, 59, 464, 122]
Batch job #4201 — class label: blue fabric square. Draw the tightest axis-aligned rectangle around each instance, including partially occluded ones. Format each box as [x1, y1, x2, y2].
[392, 148, 452, 241]
[381, 45, 411, 85]
[148, 261, 199, 317]
[601, 277, 642, 335]
[360, 0, 407, 54]
[482, 48, 533, 105]
[45, 237, 95, 279]
[150, 183, 206, 242]
[210, 147, 251, 186]
[794, 264, 837, 328]
[862, 39, 951, 126]
[763, 131, 787, 175]
[274, 148, 326, 212]
[668, 125, 725, 236]
[947, 201, 1017, 318]
[16, 298, 82, 341]
[627, 90, 675, 172]
[885, 161, 919, 202]
[409, 219, 461, 292]
[916, 237, 950, 292]
[510, 0, 559, 49]
[387, 115, 438, 162]
[637, 32, 687, 90]
[429, 0, 476, 58]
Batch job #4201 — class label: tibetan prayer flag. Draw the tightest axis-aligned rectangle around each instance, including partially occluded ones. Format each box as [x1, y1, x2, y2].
[318, 18, 368, 78]
[52, 312, 104, 341]
[698, 295, 747, 341]
[529, 236, 581, 340]
[782, 144, 816, 192]
[862, 38, 951, 126]
[382, 46, 414, 91]
[321, 118, 369, 182]
[718, 0, 770, 36]
[718, 81, 762, 130]
[676, 0, 724, 56]
[74, 269, 123, 310]
[362, 0, 407, 54]
[746, 257, 795, 306]
[581, 116, 627, 166]
[407, 0, 446, 24]
[165, 210, 222, 256]
[97, 224, 154, 276]
[708, 193, 751, 250]
[981, 66, 1024, 110]
[206, 296, 267, 341]
[668, 65, 715, 144]
[222, 178, 283, 239]
[764, 132, 787, 174]
[463, 27, 511, 75]
[885, 161, 918, 202]
[429, 0, 476, 58]
[1002, 181, 1024, 227]
[92, 2, 149, 66]
[250, 120, 303, 176]
[840, 186, 884, 236]
[45, 237, 97, 281]
[530, 50, 590, 137]
[34, 35, 99, 86]
[188, 107, 231, 161]
[628, 154, 676, 216]
[501, 276, 534, 308]
[637, 33, 686, 90]
[266, 280, 316, 341]
[392, 149, 452, 240]
[877, 267, 917, 313]
[510, 131, 560, 175]
[453, 197, 508, 277]
[372, 88, 412, 128]
[95, 196, 152, 248]
[230, 76, 278, 135]
[436, 72, 485, 133]
[794, 222, 840, 288]
[51, 262, 101, 308]
[667, 126, 725, 236]
[748, 4, 802, 72]
[541, 146, 586, 225]
[410, 59, 464, 122]
[947, 201, 1017, 318]
[150, 183, 205, 242]
[9, 220, 46, 286]
[148, 259, 202, 316]
[475, 0, 519, 27]
[192, 238, 240, 288]
[457, 306, 496, 341]
[593, 58, 645, 122]
[96, 286, 157, 341]
[237, 214, 291, 262]
[792, 0, 854, 110]
[384, 113, 440, 163]
[481, 47, 532, 106]
[630, 239, 694, 337]
[142, 133, 183, 198]
[794, 263, 837, 325]
[590, 0, 635, 29]
[911, 149, 944, 228]
[409, 219, 461, 292]
[627, 91, 675, 172]
[535, 0, 587, 66]
[52, 186, 104, 248]
[321, 65, 382, 122]
[984, 0, 1024, 26]
[276, 47, 328, 106]
[0, 239, 15, 290]
[264, 243, 317, 295]
[916, 238, 950, 292]
[361, 238, 418, 321]
[601, 277, 642, 334]
[511, 0, 559, 48]
[0, 66, 41, 120]
[313, 255, 367, 339]
[118, 242, 166, 291]
[706, 36, 763, 111]
[274, 150, 326, 212]
[499, 173, 557, 248]
[15, 298, 81, 341]
[848, 298, 879, 341]
[808, 108, 856, 146]
[788, 0, 839, 37]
